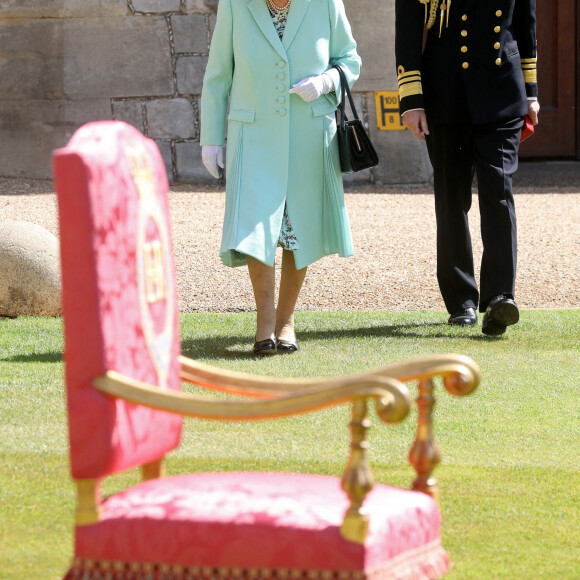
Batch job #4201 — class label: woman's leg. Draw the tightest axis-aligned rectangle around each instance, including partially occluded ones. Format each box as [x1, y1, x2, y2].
[276, 250, 307, 343]
[246, 256, 276, 342]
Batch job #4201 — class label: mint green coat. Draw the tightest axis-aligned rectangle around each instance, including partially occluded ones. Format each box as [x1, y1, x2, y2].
[200, 0, 361, 269]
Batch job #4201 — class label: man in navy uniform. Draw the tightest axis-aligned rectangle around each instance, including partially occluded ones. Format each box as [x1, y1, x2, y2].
[395, 0, 540, 335]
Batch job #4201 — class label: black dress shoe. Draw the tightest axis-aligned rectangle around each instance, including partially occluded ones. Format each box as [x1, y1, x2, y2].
[276, 339, 299, 353]
[252, 338, 277, 355]
[482, 296, 519, 336]
[448, 307, 478, 326]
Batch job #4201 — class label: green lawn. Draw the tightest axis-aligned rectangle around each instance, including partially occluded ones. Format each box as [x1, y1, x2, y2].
[1, 310, 579, 579]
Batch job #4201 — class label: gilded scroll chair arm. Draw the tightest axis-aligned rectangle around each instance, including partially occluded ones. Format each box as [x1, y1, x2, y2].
[178, 353, 480, 398]
[94, 369, 410, 423]
[370, 353, 480, 396]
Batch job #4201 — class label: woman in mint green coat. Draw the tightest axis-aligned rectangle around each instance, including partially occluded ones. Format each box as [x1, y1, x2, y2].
[201, 0, 360, 354]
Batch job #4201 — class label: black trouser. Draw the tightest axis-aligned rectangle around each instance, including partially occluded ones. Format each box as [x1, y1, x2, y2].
[425, 117, 523, 314]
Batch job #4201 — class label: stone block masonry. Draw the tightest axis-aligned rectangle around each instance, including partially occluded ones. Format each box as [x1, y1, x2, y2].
[0, 0, 430, 184]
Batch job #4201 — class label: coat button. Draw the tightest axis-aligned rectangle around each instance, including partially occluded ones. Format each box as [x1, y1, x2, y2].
[494, 42, 500, 49]
[277, 60, 285, 68]
[461, 46, 468, 53]
[277, 72, 285, 80]
[277, 96, 286, 104]
[461, 14, 467, 21]
[462, 62, 469, 69]
[494, 25, 501, 33]
[496, 10, 502, 17]
[495, 58, 502, 66]
[276, 84, 285, 92]
[277, 108, 287, 116]
[461, 30, 468, 37]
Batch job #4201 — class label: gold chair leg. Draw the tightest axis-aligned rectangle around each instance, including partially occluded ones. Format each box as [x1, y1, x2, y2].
[409, 378, 441, 502]
[75, 479, 101, 526]
[142, 458, 165, 481]
[340, 398, 374, 544]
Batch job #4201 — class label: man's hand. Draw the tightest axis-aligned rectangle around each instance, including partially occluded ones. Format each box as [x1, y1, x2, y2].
[402, 109, 430, 140]
[528, 100, 540, 125]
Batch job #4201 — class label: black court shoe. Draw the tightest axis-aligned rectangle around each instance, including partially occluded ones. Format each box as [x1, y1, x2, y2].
[448, 307, 478, 326]
[276, 339, 299, 353]
[482, 296, 519, 336]
[252, 338, 277, 355]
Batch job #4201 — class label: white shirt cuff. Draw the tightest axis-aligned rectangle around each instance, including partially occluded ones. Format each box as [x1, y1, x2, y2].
[402, 108, 425, 117]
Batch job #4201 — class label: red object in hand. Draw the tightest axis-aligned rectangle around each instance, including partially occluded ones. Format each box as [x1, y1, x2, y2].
[520, 114, 534, 142]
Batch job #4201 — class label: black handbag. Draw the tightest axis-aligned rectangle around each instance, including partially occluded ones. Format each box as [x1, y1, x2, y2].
[332, 65, 379, 174]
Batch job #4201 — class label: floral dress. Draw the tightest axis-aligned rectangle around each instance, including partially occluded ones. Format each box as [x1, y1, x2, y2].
[269, 3, 300, 252]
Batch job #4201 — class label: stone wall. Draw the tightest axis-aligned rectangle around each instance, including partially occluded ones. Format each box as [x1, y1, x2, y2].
[0, 0, 431, 184]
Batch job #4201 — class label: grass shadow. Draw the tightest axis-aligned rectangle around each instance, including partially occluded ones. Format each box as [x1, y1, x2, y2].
[181, 321, 503, 360]
[300, 321, 503, 342]
[181, 335, 263, 360]
[5, 352, 63, 363]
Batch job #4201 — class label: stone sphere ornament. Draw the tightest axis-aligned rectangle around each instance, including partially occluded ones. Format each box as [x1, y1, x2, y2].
[0, 220, 61, 317]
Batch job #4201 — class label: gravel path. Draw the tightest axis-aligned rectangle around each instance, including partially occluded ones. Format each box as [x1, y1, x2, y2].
[1, 168, 579, 313]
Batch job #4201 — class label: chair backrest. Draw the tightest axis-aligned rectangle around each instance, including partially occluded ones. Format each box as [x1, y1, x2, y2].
[53, 121, 182, 481]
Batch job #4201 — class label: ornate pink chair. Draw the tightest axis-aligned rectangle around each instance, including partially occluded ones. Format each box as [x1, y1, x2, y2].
[53, 121, 479, 580]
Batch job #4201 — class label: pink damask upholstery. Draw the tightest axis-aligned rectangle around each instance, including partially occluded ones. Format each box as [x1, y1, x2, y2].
[71, 473, 448, 579]
[53, 121, 182, 480]
[54, 122, 449, 580]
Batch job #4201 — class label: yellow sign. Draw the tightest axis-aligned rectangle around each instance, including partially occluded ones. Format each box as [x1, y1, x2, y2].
[375, 91, 406, 131]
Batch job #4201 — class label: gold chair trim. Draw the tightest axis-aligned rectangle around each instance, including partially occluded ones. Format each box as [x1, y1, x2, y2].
[68, 542, 448, 578]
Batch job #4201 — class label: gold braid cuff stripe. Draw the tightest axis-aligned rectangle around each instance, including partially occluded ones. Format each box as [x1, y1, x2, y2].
[521, 59, 537, 84]
[399, 81, 423, 99]
[397, 68, 421, 81]
[522, 69, 537, 83]
[397, 67, 423, 98]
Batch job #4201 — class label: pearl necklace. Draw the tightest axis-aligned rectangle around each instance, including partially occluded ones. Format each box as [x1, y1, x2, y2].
[266, 0, 291, 19]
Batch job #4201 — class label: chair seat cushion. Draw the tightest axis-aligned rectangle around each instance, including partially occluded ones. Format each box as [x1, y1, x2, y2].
[72, 472, 449, 579]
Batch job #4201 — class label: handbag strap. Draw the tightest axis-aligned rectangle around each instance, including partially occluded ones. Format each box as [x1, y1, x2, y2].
[332, 64, 360, 124]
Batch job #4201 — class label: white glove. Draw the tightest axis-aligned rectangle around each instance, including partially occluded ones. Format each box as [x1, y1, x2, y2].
[201, 145, 224, 179]
[289, 72, 334, 102]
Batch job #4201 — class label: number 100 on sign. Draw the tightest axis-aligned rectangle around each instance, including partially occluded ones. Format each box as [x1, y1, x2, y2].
[375, 91, 406, 131]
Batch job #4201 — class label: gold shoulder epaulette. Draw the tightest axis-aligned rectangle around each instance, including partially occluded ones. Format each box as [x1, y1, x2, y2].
[521, 57, 537, 83]
[397, 66, 423, 99]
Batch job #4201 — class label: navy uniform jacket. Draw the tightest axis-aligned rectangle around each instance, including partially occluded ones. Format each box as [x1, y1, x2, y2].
[395, 0, 538, 125]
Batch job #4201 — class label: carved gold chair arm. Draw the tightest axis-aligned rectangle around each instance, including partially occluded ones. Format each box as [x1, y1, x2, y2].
[94, 369, 410, 423]
[179, 353, 479, 398]
[370, 353, 480, 396]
